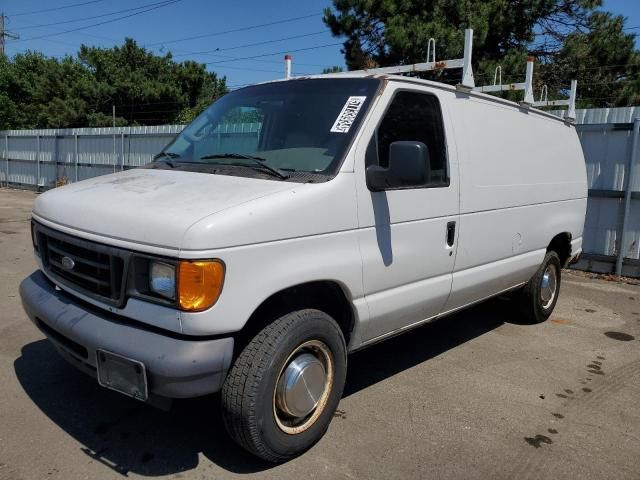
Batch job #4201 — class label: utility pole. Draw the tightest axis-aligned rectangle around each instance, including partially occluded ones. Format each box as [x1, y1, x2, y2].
[0, 14, 19, 57]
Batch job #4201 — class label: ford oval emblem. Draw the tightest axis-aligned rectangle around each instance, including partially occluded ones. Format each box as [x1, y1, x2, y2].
[61, 256, 75, 270]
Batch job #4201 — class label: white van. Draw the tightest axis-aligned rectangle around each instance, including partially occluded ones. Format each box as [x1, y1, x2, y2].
[20, 73, 587, 462]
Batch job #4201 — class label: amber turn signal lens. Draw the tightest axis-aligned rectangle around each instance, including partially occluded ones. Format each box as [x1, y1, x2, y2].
[177, 260, 225, 312]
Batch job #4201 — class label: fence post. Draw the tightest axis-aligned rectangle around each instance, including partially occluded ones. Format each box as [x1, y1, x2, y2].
[616, 116, 640, 275]
[121, 132, 125, 171]
[74, 134, 79, 182]
[112, 129, 116, 173]
[4, 135, 8, 188]
[36, 135, 41, 190]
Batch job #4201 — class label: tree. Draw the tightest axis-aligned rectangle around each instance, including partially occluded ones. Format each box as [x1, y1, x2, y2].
[323, 0, 639, 107]
[0, 39, 227, 129]
[543, 12, 640, 107]
[77, 39, 227, 126]
[322, 65, 344, 73]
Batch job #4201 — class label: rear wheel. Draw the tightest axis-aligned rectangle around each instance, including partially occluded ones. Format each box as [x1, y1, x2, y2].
[519, 251, 562, 324]
[221, 309, 347, 462]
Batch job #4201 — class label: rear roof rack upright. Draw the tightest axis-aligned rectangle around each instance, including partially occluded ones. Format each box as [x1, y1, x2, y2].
[324, 28, 577, 121]
[345, 28, 476, 89]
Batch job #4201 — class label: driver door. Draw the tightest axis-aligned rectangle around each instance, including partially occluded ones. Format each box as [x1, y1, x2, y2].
[354, 86, 460, 342]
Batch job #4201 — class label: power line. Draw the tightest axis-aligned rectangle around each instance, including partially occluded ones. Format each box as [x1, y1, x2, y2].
[146, 13, 319, 47]
[16, 0, 184, 31]
[204, 43, 343, 65]
[212, 64, 293, 74]
[172, 31, 327, 57]
[217, 64, 317, 75]
[10, 0, 108, 17]
[178, 49, 327, 68]
[15, 0, 183, 43]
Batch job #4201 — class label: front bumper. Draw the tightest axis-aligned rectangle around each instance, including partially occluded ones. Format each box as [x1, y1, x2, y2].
[19, 270, 234, 399]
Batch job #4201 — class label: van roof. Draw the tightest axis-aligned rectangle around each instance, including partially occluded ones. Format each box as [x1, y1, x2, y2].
[253, 73, 573, 126]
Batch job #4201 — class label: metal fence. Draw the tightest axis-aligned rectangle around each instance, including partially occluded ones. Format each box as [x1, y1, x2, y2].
[0, 123, 261, 189]
[1, 109, 638, 276]
[574, 122, 639, 277]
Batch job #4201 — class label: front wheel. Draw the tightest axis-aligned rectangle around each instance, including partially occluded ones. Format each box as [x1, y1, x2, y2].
[221, 309, 347, 462]
[518, 251, 562, 324]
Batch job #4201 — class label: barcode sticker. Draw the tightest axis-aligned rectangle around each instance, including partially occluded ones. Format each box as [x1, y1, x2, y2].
[330, 96, 367, 133]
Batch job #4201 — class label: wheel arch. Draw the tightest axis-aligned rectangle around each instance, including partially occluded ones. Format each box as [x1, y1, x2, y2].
[547, 232, 572, 267]
[236, 280, 356, 350]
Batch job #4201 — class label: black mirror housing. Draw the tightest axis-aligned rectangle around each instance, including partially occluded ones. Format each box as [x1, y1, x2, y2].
[366, 141, 430, 191]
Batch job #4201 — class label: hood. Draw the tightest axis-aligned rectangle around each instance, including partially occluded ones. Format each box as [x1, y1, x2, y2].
[32, 168, 294, 249]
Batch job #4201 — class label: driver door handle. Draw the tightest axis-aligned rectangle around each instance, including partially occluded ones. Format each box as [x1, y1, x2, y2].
[446, 221, 456, 247]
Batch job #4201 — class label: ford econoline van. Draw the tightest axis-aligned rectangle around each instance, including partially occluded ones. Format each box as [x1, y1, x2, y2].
[20, 73, 587, 462]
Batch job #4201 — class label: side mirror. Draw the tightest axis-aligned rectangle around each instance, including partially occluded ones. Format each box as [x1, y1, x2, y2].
[366, 141, 430, 191]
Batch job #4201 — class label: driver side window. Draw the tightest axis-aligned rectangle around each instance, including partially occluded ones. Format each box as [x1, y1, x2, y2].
[366, 91, 449, 187]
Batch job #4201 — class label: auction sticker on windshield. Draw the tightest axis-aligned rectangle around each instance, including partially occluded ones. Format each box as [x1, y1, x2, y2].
[330, 96, 367, 133]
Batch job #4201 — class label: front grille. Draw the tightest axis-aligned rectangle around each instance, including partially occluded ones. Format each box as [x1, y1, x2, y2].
[36, 224, 126, 305]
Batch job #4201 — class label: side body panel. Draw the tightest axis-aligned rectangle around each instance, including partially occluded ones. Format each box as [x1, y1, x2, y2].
[352, 84, 461, 343]
[444, 96, 588, 311]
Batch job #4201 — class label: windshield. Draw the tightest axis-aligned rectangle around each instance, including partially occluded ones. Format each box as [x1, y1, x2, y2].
[160, 78, 381, 180]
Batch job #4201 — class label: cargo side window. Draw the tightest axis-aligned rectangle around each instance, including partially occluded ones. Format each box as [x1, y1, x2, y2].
[366, 91, 448, 188]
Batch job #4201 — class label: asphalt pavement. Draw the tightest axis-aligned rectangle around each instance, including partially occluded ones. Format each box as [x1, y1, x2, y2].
[1, 187, 639, 480]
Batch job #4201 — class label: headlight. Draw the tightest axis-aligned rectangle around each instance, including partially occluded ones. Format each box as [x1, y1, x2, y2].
[149, 261, 176, 299]
[177, 260, 225, 312]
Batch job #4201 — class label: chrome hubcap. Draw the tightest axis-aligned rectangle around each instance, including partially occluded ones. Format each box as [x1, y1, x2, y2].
[540, 264, 558, 309]
[273, 340, 334, 434]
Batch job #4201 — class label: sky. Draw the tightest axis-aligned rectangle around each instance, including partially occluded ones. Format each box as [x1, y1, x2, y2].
[2, 0, 640, 90]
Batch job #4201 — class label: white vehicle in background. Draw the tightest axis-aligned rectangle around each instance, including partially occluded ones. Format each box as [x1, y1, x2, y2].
[20, 31, 587, 462]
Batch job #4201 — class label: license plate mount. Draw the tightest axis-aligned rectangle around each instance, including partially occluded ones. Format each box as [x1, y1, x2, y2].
[96, 349, 148, 401]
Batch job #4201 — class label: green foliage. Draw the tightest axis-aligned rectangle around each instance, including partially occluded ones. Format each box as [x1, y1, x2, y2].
[1, 39, 227, 129]
[324, 0, 640, 107]
[322, 65, 344, 73]
[543, 12, 640, 107]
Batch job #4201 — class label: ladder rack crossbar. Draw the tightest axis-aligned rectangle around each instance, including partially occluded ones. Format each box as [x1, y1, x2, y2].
[533, 99, 570, 107]
[347, 58, 464, 76]
[475, 82, 526, 93]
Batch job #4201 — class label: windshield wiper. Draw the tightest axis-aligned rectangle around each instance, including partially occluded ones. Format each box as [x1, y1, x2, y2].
[153, 151, 180, 168]
[199, 153, 290, 180]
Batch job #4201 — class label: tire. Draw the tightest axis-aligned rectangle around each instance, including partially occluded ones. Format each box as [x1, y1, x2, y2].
[519, 251, 562, 324]
[221, 309, 347, 463]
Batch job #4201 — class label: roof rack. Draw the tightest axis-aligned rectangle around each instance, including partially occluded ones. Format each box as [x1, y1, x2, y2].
[345, 28, 476, 89]
[302, 28, 577, 121]
[533, 79, 577, 120]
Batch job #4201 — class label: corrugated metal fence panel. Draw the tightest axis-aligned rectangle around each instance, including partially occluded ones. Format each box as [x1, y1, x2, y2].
[577, 122, 639, 263]
[125, 133, 176, 168]
[1, 125, 188, 188]
[578, 127, 632, 190]
[550, 107, 640, 124]
[0, 125, 186, 136]
[583, 197, 622, 257]
[78, 135, 118, 166]
[8, 160, 37, 186]
[9, 136, 38, 161]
